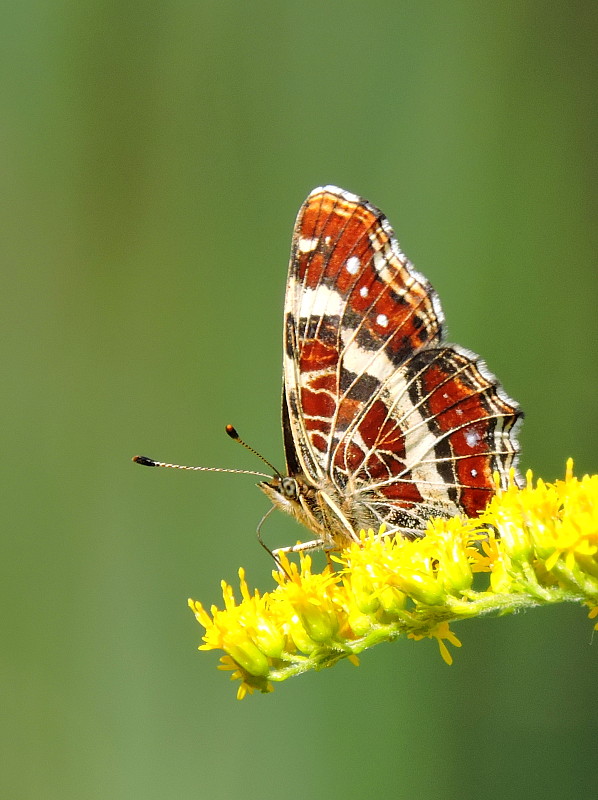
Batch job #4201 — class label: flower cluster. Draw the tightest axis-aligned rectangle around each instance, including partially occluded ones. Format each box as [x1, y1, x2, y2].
[188, 461, 598, 698]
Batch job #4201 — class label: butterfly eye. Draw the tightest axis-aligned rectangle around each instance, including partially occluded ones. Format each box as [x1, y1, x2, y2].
[281, 477, 299, 499]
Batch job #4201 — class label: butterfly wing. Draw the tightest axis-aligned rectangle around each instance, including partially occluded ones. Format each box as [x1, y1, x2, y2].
[283, 186, 522, 537]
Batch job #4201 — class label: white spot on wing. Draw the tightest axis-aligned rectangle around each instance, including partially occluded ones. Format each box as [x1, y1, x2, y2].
[376, 313, 389, 328]
[345, 256, 360, 275]
[298, 237, 318, 253]
[470, 468, 478, 477]
[465, 429, 481, 449]
[359, 286, 369, 298]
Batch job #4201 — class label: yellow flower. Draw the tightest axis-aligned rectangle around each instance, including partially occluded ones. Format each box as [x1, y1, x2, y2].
[409, 621, 462, 665]
[189, 461, 598, 697]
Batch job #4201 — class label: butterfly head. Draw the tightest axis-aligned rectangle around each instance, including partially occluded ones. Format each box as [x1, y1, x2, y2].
[259, 474, 300, 512]
[258, 473, 327, 535]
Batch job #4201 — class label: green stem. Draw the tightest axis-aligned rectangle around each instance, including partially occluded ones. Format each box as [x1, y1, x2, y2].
[267, 588, 588, 684]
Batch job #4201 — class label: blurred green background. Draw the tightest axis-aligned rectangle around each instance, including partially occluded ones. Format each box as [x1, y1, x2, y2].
[3, 2, 597, 798]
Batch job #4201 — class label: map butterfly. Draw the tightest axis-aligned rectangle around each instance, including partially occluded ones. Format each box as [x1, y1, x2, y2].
[259, 186, 522, 556]
[135, 186, 522, 559]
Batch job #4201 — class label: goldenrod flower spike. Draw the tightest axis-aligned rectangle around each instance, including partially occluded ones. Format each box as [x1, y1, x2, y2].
[189, 462, 598, 698]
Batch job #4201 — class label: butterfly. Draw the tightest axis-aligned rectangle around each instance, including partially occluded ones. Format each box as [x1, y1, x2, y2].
[256, 186, 522, 557]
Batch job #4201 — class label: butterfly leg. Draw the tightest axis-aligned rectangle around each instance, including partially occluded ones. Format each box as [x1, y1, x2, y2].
[272, 538, 324, 558]
[271, 539, 329, 578]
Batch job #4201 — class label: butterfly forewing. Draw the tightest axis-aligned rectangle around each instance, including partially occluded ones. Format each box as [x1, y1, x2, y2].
[285, 189, 442, 469]
[277, 186, 522, 544]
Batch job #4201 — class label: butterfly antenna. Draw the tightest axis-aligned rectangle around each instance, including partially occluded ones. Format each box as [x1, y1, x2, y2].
[225, 424, 282, 477]
[132, 454, 271, 480]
